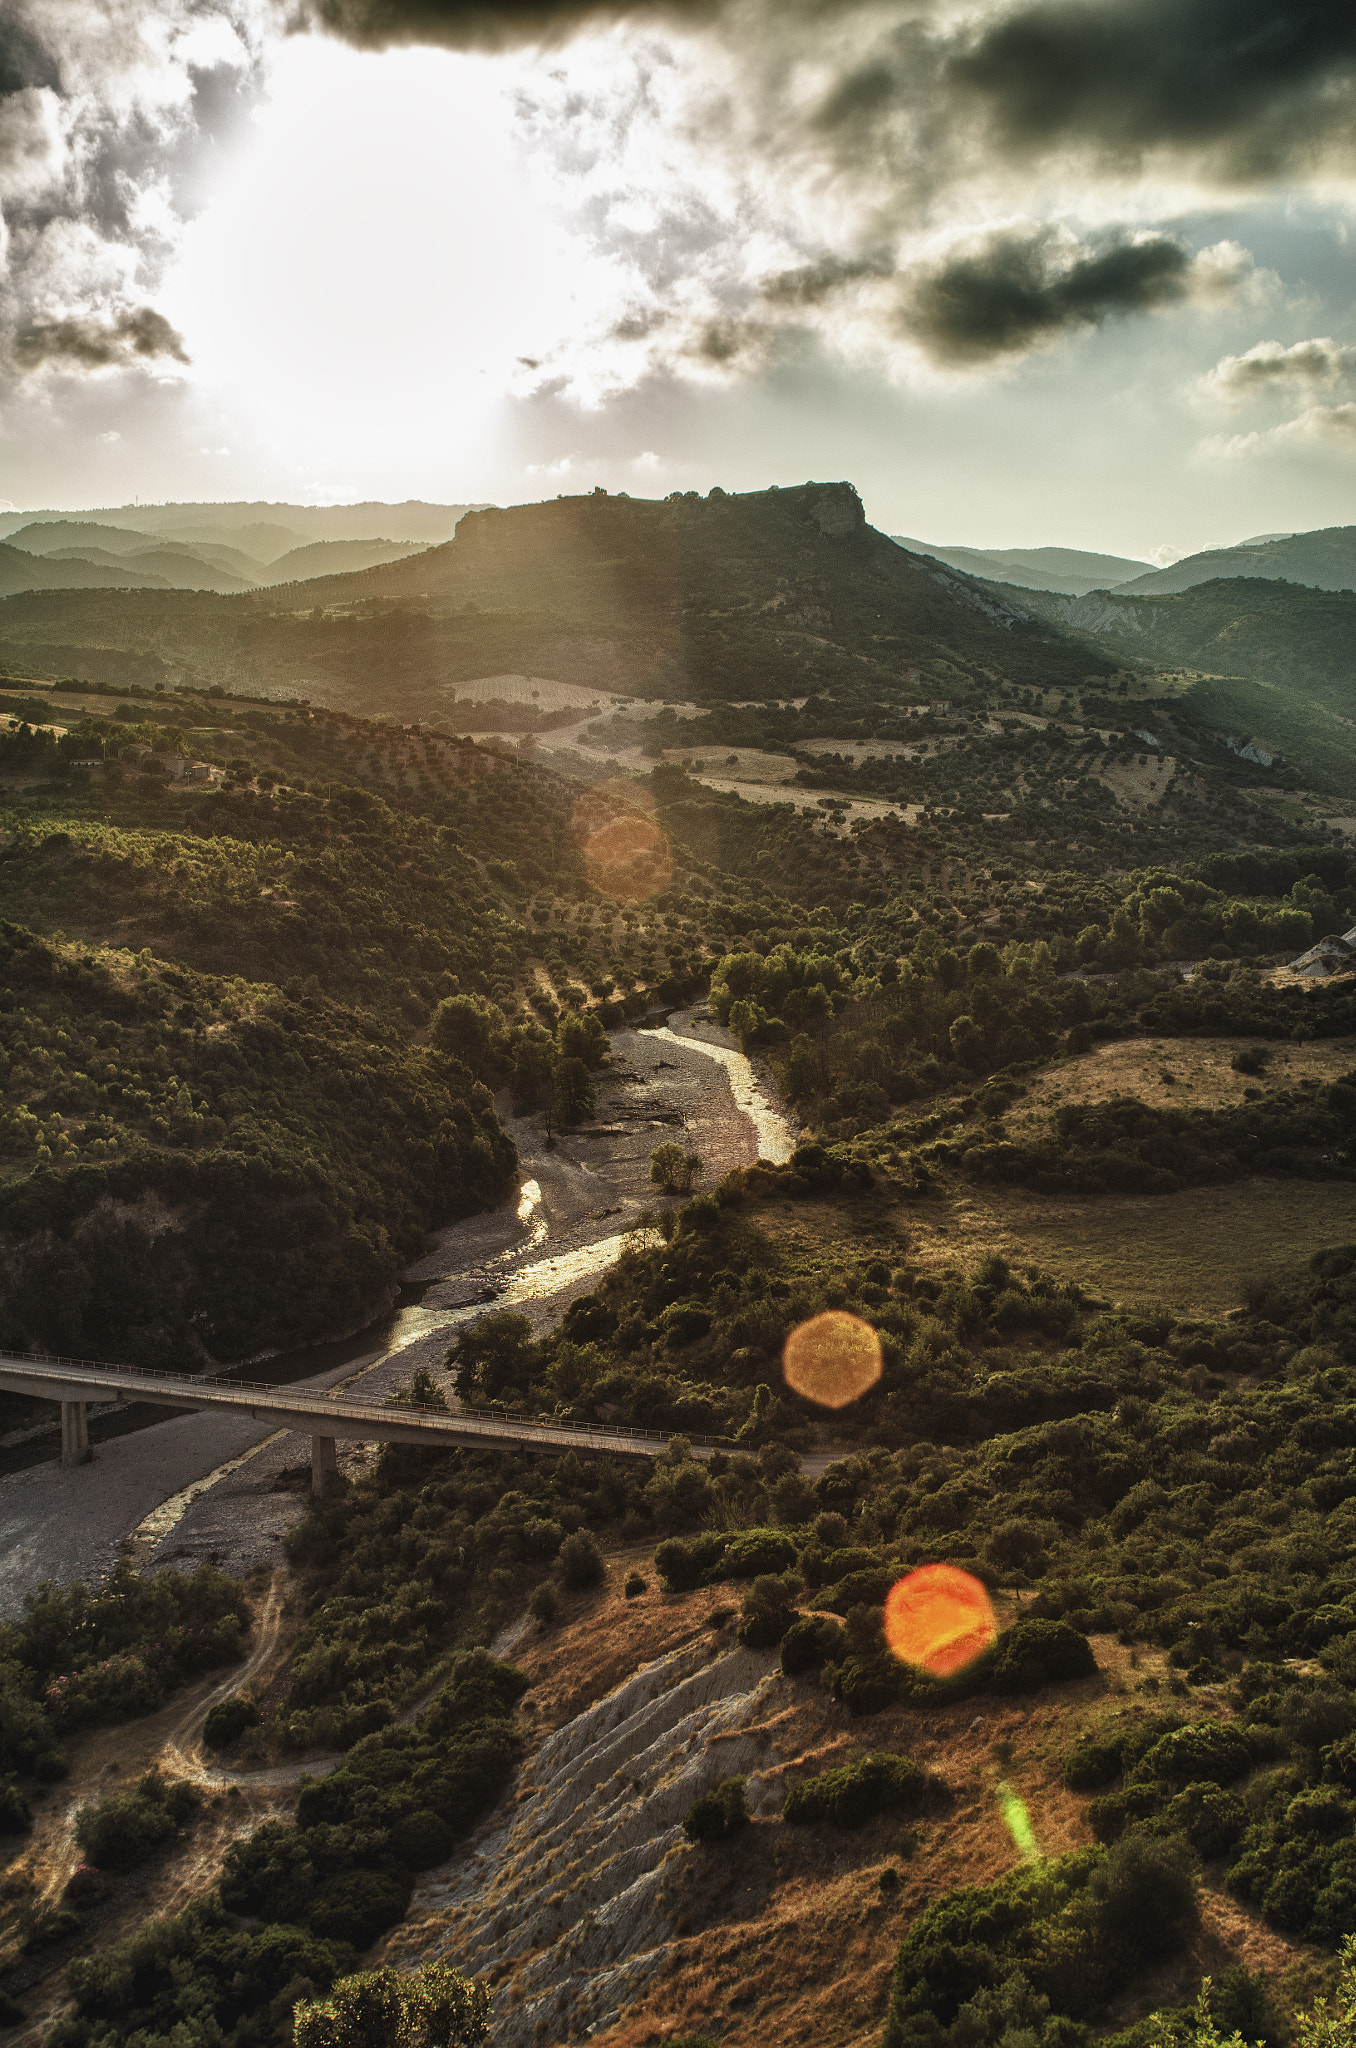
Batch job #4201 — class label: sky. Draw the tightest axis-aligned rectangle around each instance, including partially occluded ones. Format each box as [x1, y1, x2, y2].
[1, 0, 1355, 561]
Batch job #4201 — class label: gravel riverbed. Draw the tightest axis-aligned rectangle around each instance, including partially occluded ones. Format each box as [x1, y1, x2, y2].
[0, 1011, 794, 1613]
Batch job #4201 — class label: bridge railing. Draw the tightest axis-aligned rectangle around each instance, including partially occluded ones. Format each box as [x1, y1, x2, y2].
[0, 1349, 736, 1453]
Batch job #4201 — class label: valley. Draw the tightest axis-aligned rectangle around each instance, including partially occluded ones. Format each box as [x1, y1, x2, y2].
[1, 482, 1356, 2048]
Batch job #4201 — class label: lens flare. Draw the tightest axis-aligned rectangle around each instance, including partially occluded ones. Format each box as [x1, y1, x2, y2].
[996, 1781, 1041, 1863]
[570, 783, 672, 903]
[883, 1564, 998, 1678]
[781, 1311, 883, 1410]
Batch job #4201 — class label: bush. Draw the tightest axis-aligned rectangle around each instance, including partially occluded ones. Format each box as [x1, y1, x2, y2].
[738, 1574, 799, 1649]
[781, 1614, 846, 1677]
[654, 1531, 730, 1591]
[0, 1779, 31, 1835]
[624, 1572, 648, 1599]
[308, 1869, 412, 1948]
[73, 1772, 198, 1873]
[986, 1619, 1096, 1694]
[784, 1752, 933, 1830]
[1091, 1831, 1198, 1957]
[529, 1582, 560, 1627]
[1134, 1722, 1251, 1787]
[683, 1776, 750, 1842]
[716, 1528, 800, 1581]
[1063, 1731, 1128, 1792]
[295, 1961, 490, 2048]
[203, 1694, 261, 1751]
[1167, 1781, 1248, 1858]
[558, 1531, 604, 1589]
[389, 1810, 454, 1870]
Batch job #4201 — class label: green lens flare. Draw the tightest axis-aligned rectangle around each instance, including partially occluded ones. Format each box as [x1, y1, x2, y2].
[996, 1780, 1041, 1862]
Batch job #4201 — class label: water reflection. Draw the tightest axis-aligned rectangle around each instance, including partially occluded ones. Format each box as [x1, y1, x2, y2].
[639, 1025, 794, 1165]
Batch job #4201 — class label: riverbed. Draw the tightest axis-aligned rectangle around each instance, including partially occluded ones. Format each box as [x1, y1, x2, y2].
[0, 1009, 794, 1614]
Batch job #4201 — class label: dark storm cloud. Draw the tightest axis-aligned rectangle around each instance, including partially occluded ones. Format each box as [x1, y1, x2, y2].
[304, 0, 724, 51]
[10, 306, 191, 371]
[304, 0, 1356, 182]
[897, 228, 1195, 365]
[944, 0, 1356, 177]
[759, 253, 895, 309]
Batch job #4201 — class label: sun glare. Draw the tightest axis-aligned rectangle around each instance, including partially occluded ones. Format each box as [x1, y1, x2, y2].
[883, 1564, 998, 1678]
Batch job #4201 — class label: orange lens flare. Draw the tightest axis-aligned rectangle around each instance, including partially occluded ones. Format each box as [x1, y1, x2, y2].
[569, 784, 673, 903]
[781, 1311, 883, 1411]
[883, 1564, 998, 1678]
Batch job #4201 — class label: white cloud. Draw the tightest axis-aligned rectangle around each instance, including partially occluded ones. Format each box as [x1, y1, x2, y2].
[1203, 334, 1356, 402]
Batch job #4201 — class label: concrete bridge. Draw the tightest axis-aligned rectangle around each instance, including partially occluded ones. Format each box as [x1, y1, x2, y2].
[0, 1350, 730, 1493]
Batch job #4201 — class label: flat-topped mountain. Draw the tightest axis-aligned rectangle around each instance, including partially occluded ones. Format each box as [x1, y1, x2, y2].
[0, 483, 1117, 713]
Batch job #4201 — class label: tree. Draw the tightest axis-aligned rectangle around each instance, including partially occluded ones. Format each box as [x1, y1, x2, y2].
[553, 1055, 596, 1126]
[294, 1961, 490, 2048]
[649, 1142, 704, 1194]
[430, 994, 504, 1080]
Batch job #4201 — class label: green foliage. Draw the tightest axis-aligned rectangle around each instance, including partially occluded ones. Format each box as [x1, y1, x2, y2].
[683, 1775, 750, 1843]
[50, 1894, 354, 2048]
[203, 1694, 261, 1750]
[558, 1530, 605, 1589]
[987, 1620, 1098, 1694]
[884, 1837, 1198, 2048]
[783, 1752, 934, 1829]
[0, 917, 514, 1362]
[293, 1960, 490, 2048]
[74, 1771, 199, 1873]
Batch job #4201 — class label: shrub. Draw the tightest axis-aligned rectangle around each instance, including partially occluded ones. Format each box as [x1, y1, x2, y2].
[717, 1528, 800, 1582]
[784, 1752, 933, 1831]
[0, 1779, 31, 1835]
[558, 1531, 604, 1589]
[624, 1572, 648, 1599]
[1134, 1723, 1251, 1787]
[781, 1614, 846, 1677]
[654, 1532, 730, 1592]
[528, 1582, 560, 1627]
[1091, 1831, 1198, 1957]
[294, 1960, 490, 2048]
[308, 1869, 412, 1948]
[203, 1694, 261, 1751]
[74, 1772, 199, 1873]
[1167, 1782, 1248, 1859]
[1063, 1731, 1128, 1792]
[683, 1776, 750, 1843]
[986, 1619, 1097, 1694]
[738, 1574, 799, 1649]
[389, 1810, 454, 1870]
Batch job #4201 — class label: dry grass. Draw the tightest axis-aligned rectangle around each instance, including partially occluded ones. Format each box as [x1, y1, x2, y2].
[906, 1180, 1356, 1313]
[1016, 1033, 1356, 1119]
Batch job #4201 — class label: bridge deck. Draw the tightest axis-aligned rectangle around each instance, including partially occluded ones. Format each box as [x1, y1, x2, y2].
[0, 1349, 727, 1467]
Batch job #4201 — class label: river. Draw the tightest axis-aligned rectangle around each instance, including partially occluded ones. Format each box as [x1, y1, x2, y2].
[0, 1008, 795, 1611]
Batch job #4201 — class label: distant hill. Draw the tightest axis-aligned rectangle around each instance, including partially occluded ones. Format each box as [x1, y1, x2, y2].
[1116, 526, 1356, 594]
[0, 542, 171, 598]
[259, 538, 431, 584]
[0, 500, 479, 554]
[892, 537, 1151, 596]
[0, 484, 1118, 715]
[998, 574, 1356, 796]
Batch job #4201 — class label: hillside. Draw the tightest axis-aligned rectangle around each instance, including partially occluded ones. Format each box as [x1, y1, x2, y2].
[892, 537, 1151, 595]
[1118, 525, 1356, 595]
[994, 576, 1356, 796]
[0, 543, 171, 597]
[0, 484, 1121, 718]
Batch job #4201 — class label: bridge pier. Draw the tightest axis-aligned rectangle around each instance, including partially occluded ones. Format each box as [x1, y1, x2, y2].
[311, 1435, 337, 1494]
[60, 1401, 90, 1467]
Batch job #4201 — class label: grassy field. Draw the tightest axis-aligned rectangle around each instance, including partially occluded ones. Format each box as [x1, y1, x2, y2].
[907, 1178, 1356, 1313]
[1015, 1032, 1356, 1118]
